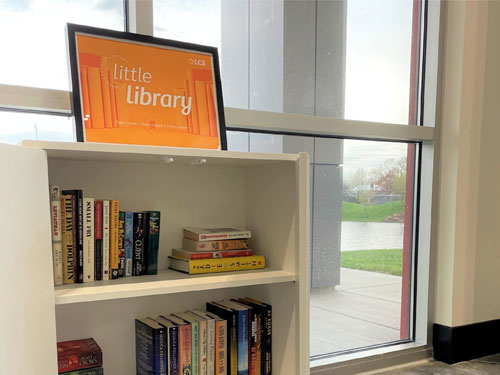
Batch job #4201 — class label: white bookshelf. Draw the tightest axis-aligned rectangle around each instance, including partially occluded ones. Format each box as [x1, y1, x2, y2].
[1, 140, 310, 375]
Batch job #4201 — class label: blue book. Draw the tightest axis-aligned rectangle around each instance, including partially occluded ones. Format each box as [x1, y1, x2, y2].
[155, 316, 179, 375]
[219, 301, 249, 375]
[124, 211, 134, 277]
[135, 318, 167, 375]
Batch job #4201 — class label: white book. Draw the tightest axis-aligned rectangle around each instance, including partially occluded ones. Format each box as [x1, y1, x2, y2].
[49, 185, 63, 286]
[192, 309, 215, 375]
[83, 198, 95, 282]
[102, 200, 110, 281]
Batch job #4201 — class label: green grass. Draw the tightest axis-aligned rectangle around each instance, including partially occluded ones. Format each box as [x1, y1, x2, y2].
[342, 200, 404, 222]
[341, 249, 403, 276]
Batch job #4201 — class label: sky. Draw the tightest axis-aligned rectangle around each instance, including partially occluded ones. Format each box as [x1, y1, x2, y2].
[0, 0, 414, 172]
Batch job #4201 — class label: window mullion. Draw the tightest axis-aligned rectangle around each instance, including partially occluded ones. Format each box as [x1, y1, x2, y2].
[126, 0, 153, 36]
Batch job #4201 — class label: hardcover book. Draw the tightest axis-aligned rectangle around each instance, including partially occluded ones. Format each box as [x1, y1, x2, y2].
[135, 318, 167, 375]
[206, 302, 237, 375]
[155, 316, 179, 375]
[109, 200, 120, 279]
[61, 367, 104, 375]
[133, 212, 147, 276]
[168, 256, 265, 275]
[83, 198, 95, 282]
[171, 248, 253, 261]
[57, 338, 102, 373]
[118, 211, 125, 277]
[235, 299, 260, 375]
[49, 184, 63, 286]
[102, 200, 110, 280]
[205, 311, 227, 375]
[146, 211, 161, 275]
[183, 227, 251, 242]
[182, 238, 250, 252]
[124, 211, 134, 277]
[174, 312, 200, 375]
[62, 189, 84, 283]
[192, 309, 215, 375]
[218, 301, 249, 375]
[61, 194, 75, 284]
[94, 200, 103, 281]
[165, 314, 192, 375]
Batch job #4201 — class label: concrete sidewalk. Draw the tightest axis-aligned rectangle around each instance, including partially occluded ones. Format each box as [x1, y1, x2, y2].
[310, 268, 403, 356]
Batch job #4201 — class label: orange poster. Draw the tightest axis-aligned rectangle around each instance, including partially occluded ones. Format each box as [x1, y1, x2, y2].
[68, 25, 226, 149]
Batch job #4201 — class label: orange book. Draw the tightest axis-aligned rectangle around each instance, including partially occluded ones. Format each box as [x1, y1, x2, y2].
[109, 200, 120, 279]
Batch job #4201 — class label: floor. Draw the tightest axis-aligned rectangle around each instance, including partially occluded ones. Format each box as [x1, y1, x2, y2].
[310, 267, 403, 356]
[374, 354, 500, 374]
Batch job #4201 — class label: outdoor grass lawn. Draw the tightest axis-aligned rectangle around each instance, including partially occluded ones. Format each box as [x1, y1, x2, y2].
[341, 249, 403, 276]
[342, 200, 404, 222]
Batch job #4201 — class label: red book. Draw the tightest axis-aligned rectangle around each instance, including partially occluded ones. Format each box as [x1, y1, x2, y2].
[57, 338, 102, 373]
[171, 248, 254, 260]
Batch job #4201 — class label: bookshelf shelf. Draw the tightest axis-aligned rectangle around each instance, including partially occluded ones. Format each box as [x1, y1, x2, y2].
[54, 268, 296, 304]
[3, 140, 310, 375]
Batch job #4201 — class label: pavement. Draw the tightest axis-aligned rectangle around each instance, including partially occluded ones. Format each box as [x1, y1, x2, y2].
[310, 267, 403, 357]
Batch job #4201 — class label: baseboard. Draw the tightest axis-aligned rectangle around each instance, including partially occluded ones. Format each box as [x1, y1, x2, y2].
[433, 319, 500, 364]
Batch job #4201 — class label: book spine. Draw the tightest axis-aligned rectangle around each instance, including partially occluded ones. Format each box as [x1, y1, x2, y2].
[169, 326, 179, 375]
[157, 326, 167, 375]
[207, 304, 237, 375]
[230, 313, 237, 375]
[189, 250, 254, 260]
[62, 190, 84, 283]
[58, 351, 102, 372]
[183, 238, 249, 252]
[206, 318, 215, 375]
[124, 211, 134, 277]
[118, 211, 125, 277]
[191, 320, 199, 375]
[185, 230, 251, 242]
[215, 320, 227, 375]
[102, 200, 110, 280]
[49, 185, 63, 286]
[61, 367, 104, 375]
[236, 311, 249, 375]
[133, 212, 147, 276]
[146, 211, 161, 275]
[94, 200, 103, 281]
[83, 198, 95, 282]
[249, 310, 258, 375]
[179, 325, 192, 375]
[263, 306, 272, 375]
[109, 200, 120, 279]
[185, 256, 266, 275]
[136, 320, 154, 375]
[198, 319, 207, 375]
[61, 194, 75, 284]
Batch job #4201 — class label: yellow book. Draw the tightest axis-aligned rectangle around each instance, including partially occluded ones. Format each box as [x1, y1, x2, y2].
[109, 200, 120, 279]
[168, 255, 265, 275]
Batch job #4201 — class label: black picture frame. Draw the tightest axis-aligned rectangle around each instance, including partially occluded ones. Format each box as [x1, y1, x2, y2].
[66, 23, 227, 150]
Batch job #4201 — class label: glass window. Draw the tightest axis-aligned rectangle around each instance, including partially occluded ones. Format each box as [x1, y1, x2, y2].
[0, 111, 73, 144]
[0, 0, 124, 90]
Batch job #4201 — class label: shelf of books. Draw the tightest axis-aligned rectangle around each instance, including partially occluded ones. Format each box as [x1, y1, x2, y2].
[3, 140, 310, 375]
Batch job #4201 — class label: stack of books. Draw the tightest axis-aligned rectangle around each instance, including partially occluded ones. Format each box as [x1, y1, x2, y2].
[57, 338, 103, 375]
[49, 185, 161, 286]
[135, 298, 272, 375]
[168, 227, 266, 275]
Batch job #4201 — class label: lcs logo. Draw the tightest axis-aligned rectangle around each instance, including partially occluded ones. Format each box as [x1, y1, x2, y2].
[189, 58, 206, 66]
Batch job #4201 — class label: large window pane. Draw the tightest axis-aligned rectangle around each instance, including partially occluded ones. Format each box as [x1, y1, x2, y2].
[0, 0, 124, 90]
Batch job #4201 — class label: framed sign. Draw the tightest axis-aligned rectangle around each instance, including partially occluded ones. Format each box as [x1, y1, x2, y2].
[66, 23, 227, 150]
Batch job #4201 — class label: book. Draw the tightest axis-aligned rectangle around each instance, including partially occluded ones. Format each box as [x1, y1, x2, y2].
[146, 211, 161, 275]
[57, 338, 102, 373]
[155, 316, 179, 375]
[183, 238, 250, 252]
[135, 318, 168, 375]
[94, 200, 103, 281]
[102, 200, 110, 281]
[168, 256, 265, 275]
[63, 189, 84, 283]
[192, 309, 215, 375]
[206, 302, 237, 375]
[133, 212, 147, 276]
[61, 367, 104, 375]
[242, 298, 272, 375]
[235, 300, 259, 375]
[49, 185, 63, 286]
[184, 227, 251, 242]
[218, 301, 249, 375]
[172, 248, 253, 261]
[165, 314, 192, 375]
[174, 312, 200, 375]
[206, 311, 227, 375]
[118, 211, 125, 277]
[83, 198, 95, 282]
[61, 194, 75, 284]
[109, 200, 120, 279]
[124, 211, 134, 277]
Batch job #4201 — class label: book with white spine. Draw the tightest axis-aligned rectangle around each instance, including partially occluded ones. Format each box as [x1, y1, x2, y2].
[83, 198, 95, 282]
[192, 309, 215, 375]
[49, 185, 63, 286]
[102, 200, 110, 281]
